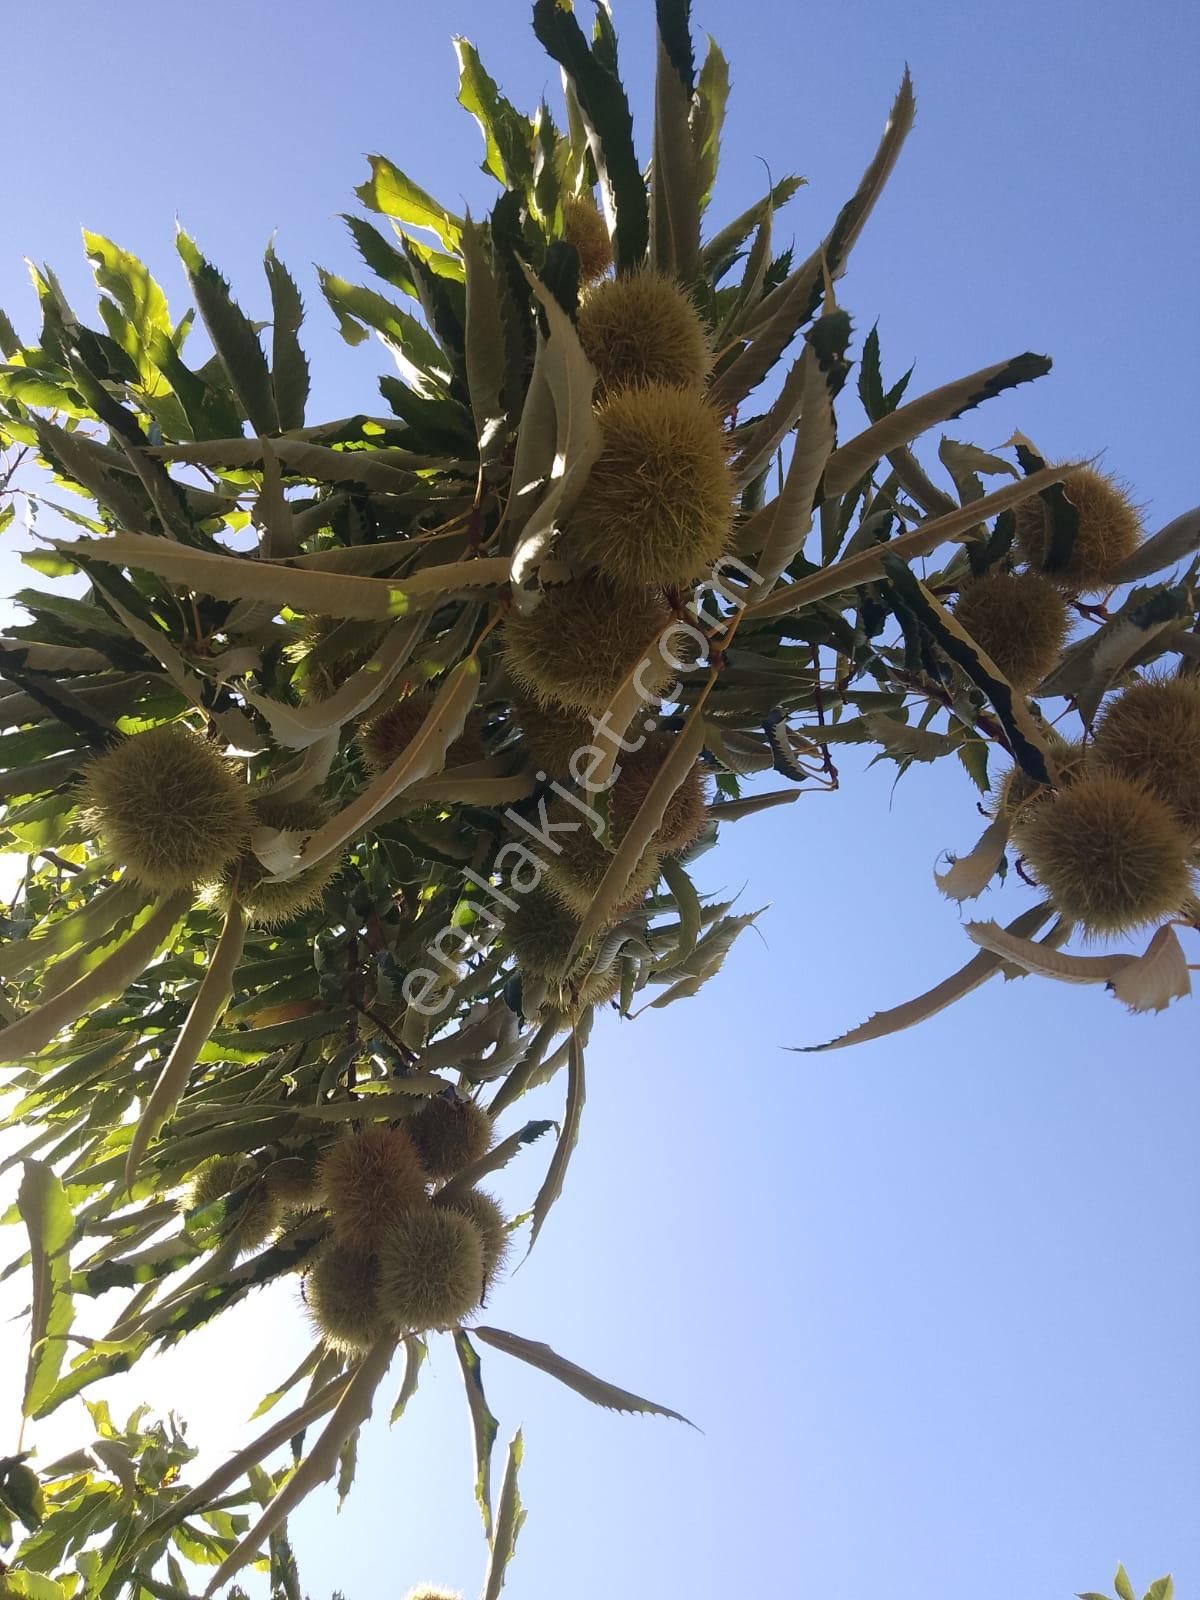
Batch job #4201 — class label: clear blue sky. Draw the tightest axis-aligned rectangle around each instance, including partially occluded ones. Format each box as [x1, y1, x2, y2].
[1, 3, 1198, 1598]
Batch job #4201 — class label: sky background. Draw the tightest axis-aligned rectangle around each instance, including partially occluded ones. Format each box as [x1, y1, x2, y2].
[1, 2, 1198, 1599]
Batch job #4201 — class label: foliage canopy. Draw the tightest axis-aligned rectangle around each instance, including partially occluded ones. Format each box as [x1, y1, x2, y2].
[0, 1, 1193, 1594]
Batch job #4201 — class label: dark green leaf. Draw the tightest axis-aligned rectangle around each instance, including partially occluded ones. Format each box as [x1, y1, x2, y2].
[264, 246, 309, 431]
[177, 231, 277, 434]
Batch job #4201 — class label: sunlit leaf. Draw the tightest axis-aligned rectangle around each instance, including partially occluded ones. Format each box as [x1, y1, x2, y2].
[18, 1161, 75, 1418]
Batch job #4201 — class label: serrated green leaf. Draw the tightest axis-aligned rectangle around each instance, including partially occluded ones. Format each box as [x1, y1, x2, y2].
[355, 156, 463, 251]
[690, 36, 728, 210]
[749, 461, 1083, 621]
[177, 231, 277, 434]
[1, 1569, 69, 1599]
[341, 214, 420, 298]
[752, 313, 845, 590]
[826, 352, 1051, 498]
[700, 177, 804, 281]
[435, 1119, 556, 1208]
[712, 70, 914, 410]
[32, 416, 149, 532]
[82, 232, 170, 360]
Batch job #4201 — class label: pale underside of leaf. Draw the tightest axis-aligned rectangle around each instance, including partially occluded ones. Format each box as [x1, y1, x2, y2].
[502, 339, 557, 537]
[1036, 580, 1190, 720]
[148, 1369, 351, 1537]
[87, 570, 264, 755]
[203, 1333, 395, 1596]
[245, 616, 426, 750]
[705, 787, 803, 822]
[799, 900, 1055, 1050]
[588, 616, 697, 792]
[508, 264, 601, 608]
[454, 1329, 499, 1540]
[254, 436, 299, 559]
[566, 708, 705, 961]
[145, 433, 439, 482]
[752, 340, 838, 593]
[935, 815, 1010, 902]
[260, 733, 340, 806]
[19, 1159, 75, 1420]
[124, 900, 249, 1187]
[265, 656, 479, 877]
[390, 1333, 426, 1425]
[822, 352, 1051, 499]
